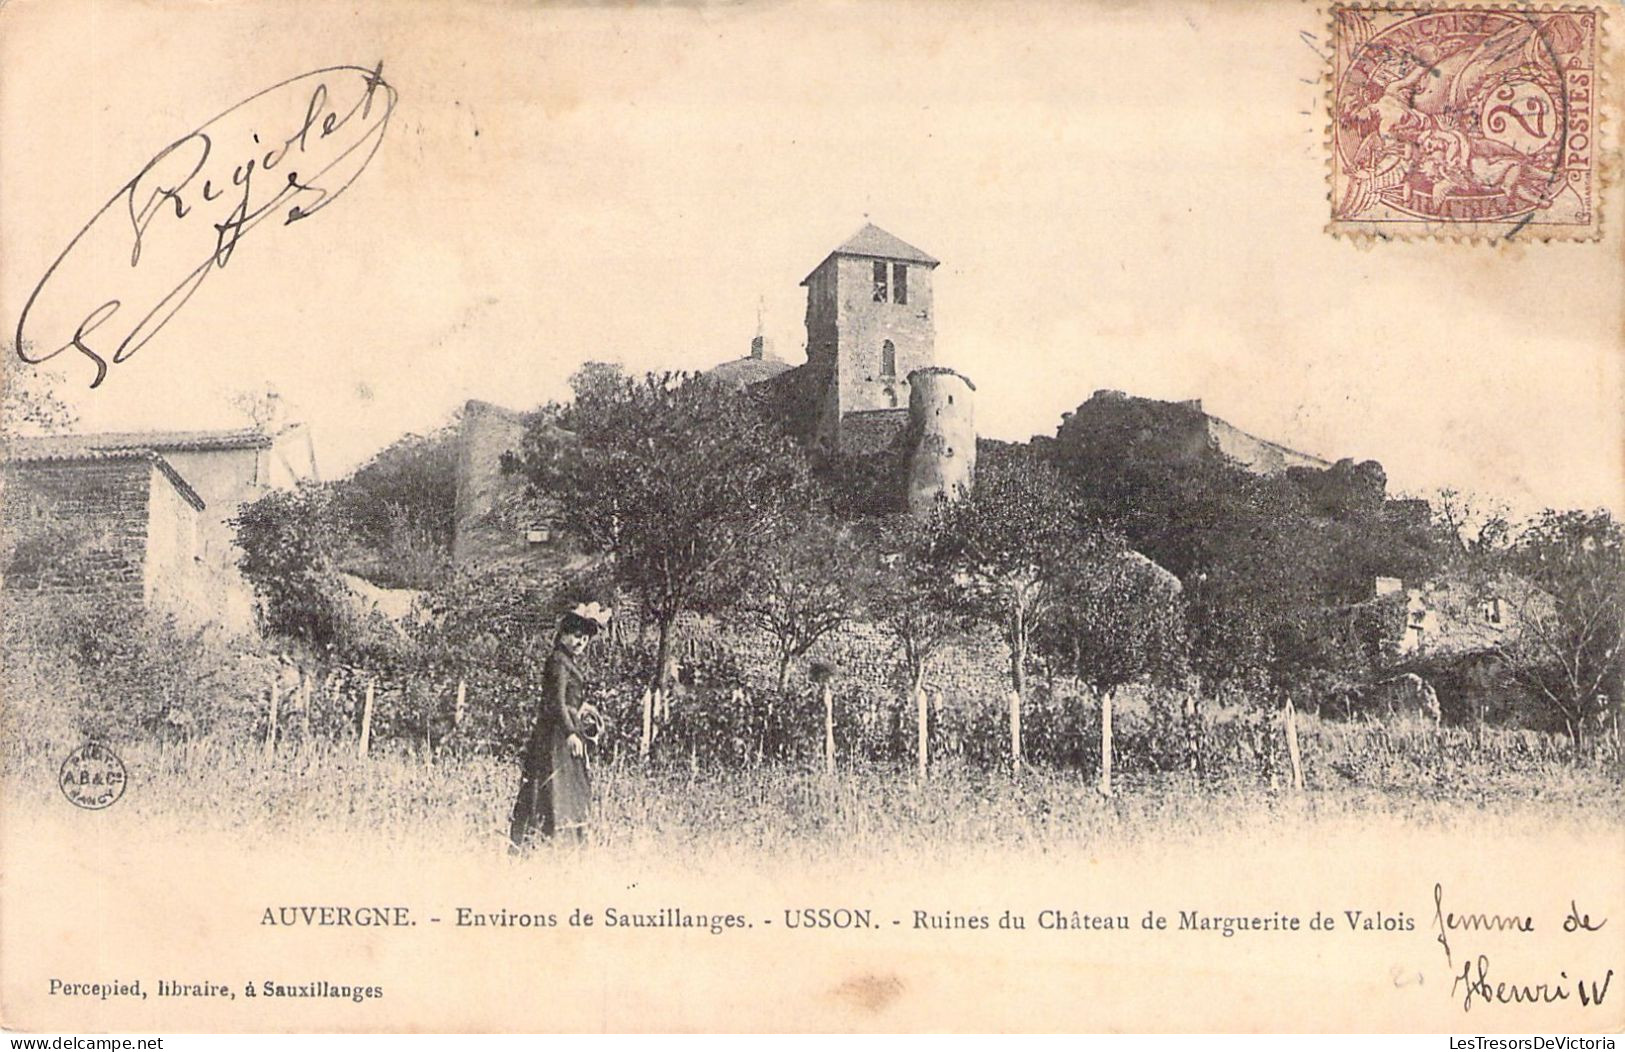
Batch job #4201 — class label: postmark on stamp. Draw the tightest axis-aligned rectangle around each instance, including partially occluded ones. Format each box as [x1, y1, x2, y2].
[1329, 6, 1601, 240]
[60, 741, 127, 810]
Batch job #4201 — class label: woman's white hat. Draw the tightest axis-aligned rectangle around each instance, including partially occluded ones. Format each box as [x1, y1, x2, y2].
[569, 602, 613, 631]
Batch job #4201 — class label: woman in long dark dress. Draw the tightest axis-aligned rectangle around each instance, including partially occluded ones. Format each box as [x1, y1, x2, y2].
[509, 608, 605, 849]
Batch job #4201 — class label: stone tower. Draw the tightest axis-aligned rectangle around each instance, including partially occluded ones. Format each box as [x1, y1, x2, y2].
[800, 223, 939, 452]
[906, 367, 977, 514]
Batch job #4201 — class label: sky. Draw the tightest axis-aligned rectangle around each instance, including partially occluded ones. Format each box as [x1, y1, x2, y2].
[2, 0, 1620, 515]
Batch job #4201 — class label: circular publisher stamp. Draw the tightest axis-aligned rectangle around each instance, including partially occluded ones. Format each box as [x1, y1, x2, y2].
[59, 741, 127, 810]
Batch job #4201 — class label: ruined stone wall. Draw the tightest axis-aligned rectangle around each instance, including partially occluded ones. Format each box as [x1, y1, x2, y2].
[1064, 390, 1333, 479]
[1204, 414, 1331, 475]
[454, 401, 532, 568]
[839, 408, 911, 456]
[610, 601, 1012, 706]
[3, 453, 264, 635]
[452, 400, 579, 575]
[1, 458, 151, 602]
[804, 618, 1011, 704]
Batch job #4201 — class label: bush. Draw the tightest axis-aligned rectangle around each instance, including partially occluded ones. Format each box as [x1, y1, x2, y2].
[0, 594, 260, 757]
[7, 585, 1614, 797]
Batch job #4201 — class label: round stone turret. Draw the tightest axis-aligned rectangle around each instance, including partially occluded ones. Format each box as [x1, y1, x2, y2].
[906, 367, 976, 515]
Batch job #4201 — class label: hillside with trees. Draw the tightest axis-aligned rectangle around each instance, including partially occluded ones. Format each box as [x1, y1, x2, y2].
[196, 368, 1625, 770]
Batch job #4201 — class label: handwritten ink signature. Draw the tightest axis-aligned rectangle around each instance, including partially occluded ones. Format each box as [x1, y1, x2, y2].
[1432, 882, 1535, 969]
[1433, 883, 1615, 1014]
[14, 63, 398, 389]
[1452, 954, 1614, 1014]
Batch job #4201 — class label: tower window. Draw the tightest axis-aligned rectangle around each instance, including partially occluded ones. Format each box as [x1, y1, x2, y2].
[893, 263, 908, 305]
[881, 340, 896, 378]
[872, 261, 888, 302]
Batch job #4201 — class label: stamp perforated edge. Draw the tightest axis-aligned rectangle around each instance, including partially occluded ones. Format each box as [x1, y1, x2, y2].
[1321, 3, 1612, 245]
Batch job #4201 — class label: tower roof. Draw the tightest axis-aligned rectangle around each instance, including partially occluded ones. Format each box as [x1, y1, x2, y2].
[801, 223, 939, 285]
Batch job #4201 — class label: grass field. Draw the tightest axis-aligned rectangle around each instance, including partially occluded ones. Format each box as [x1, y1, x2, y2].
[5, 712, 1621, 863]
[5, 719, 1622, 1033]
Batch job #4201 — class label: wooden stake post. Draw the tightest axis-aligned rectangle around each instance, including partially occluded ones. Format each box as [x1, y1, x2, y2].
[915, 685, 929, 778]
[1099, 690, 1114, 797]
[1183, 693, 1200, 775]
[1284, 698, 1305, 792]
[640, 688, 655, 761]
[1008, 690, 1022, 776]
[264, 678, 280, 760]
[823, 682, 836, 777]
[357, 679, 376, 759]
[423, 680, 434, 766]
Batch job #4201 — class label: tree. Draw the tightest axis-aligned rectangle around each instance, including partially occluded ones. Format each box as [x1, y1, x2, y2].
[1430, 486, 1513, 562]
[1495, 509, 1624, 743]
[328, 423, 460, 588]
[936, 446, 1091, 707]
[1055, 393, 1449, 708]
[814, 448, 910, 518]
[1055, 394, 1235, 579]
[1172, 470, 1395, 709]
[233, 484, 348, 651]
[863, 515, 969, 695]
[1039, 543, 1188, 698]
[230, 383, 295, 435]
[2, 345, 76, 435]
[336, 425, 459, 546]
[731, 515, 867, 690]
[1262, 590, 1379, 712]
[404, 565, 598, 752]
[504, 366, 813, 697]
[1033, 539, 1188, 794]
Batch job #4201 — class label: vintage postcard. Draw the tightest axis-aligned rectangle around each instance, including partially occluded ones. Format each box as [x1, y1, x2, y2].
[1, 0, 1621, 1035]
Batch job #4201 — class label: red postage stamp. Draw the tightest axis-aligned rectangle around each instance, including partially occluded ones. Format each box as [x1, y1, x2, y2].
[1330, 6, 1601, 240]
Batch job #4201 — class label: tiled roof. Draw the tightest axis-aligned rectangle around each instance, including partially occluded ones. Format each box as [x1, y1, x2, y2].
[2, 427, 272, 459]
[2, 447, 206, 510]
[802, 223, 939, 284]
[706, 355, 794, 388]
